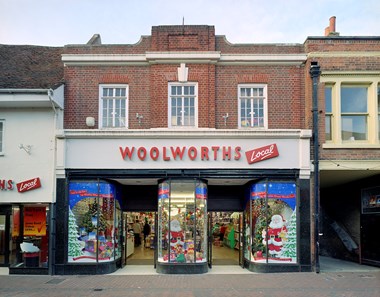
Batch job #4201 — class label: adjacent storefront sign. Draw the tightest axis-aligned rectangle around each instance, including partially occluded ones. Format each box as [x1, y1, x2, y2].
[0, 179, 14, 190]
[24, 206, 46, 236]
[17, 177, 41, 193]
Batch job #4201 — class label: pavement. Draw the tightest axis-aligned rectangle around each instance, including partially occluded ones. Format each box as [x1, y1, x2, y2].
[0, 257, 379, 297]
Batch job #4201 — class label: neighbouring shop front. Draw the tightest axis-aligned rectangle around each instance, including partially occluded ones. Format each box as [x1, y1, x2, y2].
[54, 130, 313, 274]
[0, 177, 53, 275]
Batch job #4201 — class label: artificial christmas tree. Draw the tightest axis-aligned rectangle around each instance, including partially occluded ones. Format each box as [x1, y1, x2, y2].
[280, 208, 297, 261]
[68, 207, 83, 259]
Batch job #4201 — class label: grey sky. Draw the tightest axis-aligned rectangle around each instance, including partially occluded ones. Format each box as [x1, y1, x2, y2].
[0, 0, 379, 46]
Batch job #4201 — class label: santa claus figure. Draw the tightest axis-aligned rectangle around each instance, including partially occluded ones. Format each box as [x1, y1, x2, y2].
[262, 214, 287, 257]
[167, 219, 184, 252]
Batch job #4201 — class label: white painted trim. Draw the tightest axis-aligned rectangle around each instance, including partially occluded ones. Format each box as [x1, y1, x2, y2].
[309, 51, 380, 58]
[62, 53, 307, 66]
[59, 129, 311, 139]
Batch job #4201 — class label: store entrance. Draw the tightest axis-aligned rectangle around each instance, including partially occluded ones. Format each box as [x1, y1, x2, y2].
[0, 206, 11, 266]
[124, 212, 156, 265]
[209, 212, 242, 266]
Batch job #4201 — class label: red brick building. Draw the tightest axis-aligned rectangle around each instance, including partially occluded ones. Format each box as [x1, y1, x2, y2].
[3, 19, 378, 275]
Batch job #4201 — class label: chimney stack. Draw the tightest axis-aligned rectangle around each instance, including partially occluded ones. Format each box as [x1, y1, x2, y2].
[324, 16, 339, 36]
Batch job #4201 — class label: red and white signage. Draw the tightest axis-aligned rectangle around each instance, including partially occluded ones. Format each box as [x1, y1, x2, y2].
[245, 144, 279, 164]
[17, 177, 41, 193]
[119, 143, 280, 165]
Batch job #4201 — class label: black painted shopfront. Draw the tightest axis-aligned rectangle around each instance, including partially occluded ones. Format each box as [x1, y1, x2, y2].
[52, 168, 312, 275]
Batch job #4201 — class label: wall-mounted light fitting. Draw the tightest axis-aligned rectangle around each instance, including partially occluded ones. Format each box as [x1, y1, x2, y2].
[136, 113, 143, 125]
[19, 144, 32, 154]
[86, 117, 95, 127]
[222, 113, 229, 126]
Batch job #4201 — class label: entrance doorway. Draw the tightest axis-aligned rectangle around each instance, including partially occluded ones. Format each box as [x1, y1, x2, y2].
[209, 212, 242, 266]
[124, 212, 156, 265]
[0, 206, 11, 267]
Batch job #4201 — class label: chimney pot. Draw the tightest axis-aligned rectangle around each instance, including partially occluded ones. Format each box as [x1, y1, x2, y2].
[329, 16, 336, 33]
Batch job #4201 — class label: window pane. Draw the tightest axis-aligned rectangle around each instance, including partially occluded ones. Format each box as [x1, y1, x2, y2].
[378, 87, 380, 139]
[325, 115, 332, 141]
[341, 87, 367, 113]
[341, 115, 367, 140]
[0, 121, 3, 153]
[325, 87, 332, 113]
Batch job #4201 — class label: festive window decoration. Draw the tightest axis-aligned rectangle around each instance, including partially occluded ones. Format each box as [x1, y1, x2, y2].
[68, 181, 122, 263]
[245, 180, 298, 264]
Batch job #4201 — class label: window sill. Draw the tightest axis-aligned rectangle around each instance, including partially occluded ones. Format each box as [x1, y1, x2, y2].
[322, 143, 380, 149]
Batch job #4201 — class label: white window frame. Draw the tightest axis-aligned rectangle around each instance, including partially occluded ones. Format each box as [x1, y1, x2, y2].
[0, 120, 4, 155]
[99, 84, 129, 129]
[238, 84, 268, 129]
[168, 82, 198, 128]
[321, 73, 380, 148]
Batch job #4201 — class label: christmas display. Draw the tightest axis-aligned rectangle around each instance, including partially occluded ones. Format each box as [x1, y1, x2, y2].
[68, 181, 122, 263]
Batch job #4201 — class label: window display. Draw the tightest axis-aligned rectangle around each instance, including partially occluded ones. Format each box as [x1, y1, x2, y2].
[68, 181, 122, 263]
[157, 180, 207, 264]
[245, 180, 297, 264]
[10, 205, 49, 268]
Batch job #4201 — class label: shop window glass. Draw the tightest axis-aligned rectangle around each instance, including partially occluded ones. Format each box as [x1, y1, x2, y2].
[157, 180, 207, 263]
[10, 205, 49, 268]
[247, 181, 297, 264]
[68, 181, 122, 263]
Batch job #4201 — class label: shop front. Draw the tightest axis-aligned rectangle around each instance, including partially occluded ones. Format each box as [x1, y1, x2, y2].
[0, 177, 53, 275]
[55, 129, 312, 274]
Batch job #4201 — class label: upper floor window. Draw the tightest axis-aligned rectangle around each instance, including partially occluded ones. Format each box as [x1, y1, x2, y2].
[99, 85, 128, 128]
[238, 84, 267, 129]
[0, 120, 4, 154]
[168, 83, 198, 128]
[378, 86, 380, 140]
[321, 74, 380, 146]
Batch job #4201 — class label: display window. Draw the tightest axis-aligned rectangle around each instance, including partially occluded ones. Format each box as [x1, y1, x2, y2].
[157, 180, 207, 264]
[68, 181, 122, 263]
[10, 205, 49, 268]
[245, 180, 297, 264]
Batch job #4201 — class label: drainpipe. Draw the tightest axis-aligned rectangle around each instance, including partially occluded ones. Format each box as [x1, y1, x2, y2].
[48, 88, 58, 275]
[310, 61, 321, 273]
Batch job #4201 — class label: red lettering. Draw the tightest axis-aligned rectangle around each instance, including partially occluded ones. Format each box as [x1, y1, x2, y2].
[211, 146, 220, 160]
[188, 146, 197, 160]
[150, 147, 159, 161]
[234, 146, 241, 160]
[7, 180, 13, 190]
[119, 146, 134, 160]
[200, 146, 209, 160]
[171, 147, 186, 160]
[163, 147, 170, 161]
[137, 147, 147, 160]
[0, 180, 5, 190]
[222, 146, 231, 160]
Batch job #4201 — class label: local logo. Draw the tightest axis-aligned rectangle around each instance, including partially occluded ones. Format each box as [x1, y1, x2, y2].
[245, 144, 279, 164]
[17, 178, 41, 193]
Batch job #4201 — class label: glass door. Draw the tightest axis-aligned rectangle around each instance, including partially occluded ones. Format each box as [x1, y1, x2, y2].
[239, 213, 244, 267]
[207, 212, 212, 268]
[0, 207, 11, 266]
